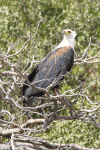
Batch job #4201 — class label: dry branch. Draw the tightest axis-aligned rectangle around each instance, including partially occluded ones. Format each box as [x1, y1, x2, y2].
[0, 21, 100, 149]
[0, 119, 44, 136]
[0, 137, 100, 150]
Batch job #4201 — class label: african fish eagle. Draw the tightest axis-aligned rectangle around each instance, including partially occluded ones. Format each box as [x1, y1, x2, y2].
[22, 29, 77, 105]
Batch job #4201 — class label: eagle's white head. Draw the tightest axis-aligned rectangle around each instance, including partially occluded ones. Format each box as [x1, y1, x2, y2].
[62, 29, 77, 39]
[57, 29, 77, 49]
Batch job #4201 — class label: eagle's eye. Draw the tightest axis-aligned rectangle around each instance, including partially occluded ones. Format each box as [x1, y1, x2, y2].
[68, 31, 71, 33]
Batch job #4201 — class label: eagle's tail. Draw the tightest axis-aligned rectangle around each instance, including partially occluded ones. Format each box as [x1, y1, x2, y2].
[23, 96, 37, 106]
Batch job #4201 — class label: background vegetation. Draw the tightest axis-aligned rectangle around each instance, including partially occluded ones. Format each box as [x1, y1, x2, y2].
[0, 0, 100, 149]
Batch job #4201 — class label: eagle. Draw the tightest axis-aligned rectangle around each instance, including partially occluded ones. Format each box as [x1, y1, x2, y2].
[22, 29, 77, 105]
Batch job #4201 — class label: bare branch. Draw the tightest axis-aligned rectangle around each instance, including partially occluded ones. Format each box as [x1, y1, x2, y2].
[0, 22, 100, 149]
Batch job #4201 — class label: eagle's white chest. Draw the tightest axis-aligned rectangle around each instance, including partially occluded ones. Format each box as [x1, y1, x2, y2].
[56, 36, 74, 49]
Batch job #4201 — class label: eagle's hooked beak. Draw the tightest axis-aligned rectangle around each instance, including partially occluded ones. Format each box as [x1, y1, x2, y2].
[62, 30, 71, 36]
[62, 31, 65, 35]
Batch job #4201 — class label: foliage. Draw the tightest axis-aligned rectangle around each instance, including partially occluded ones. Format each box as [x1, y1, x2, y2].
[0, 0, 100, 149]
[41, 120, 100, 148]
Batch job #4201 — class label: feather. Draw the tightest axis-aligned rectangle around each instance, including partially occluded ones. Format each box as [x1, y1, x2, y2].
[22, 29, 76, 106]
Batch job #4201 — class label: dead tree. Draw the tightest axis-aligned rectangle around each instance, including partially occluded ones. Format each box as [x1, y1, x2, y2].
[0, 19, 100, 149]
